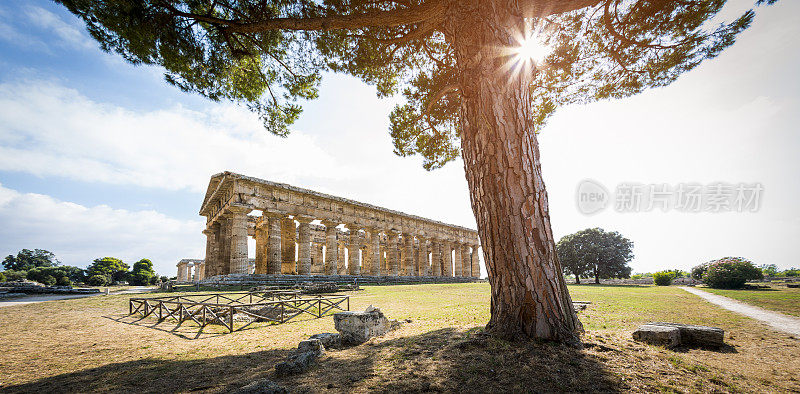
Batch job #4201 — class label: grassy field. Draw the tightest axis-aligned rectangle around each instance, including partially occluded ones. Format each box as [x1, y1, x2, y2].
[701, 284, 800, 317]
[0, 283, 798, 393]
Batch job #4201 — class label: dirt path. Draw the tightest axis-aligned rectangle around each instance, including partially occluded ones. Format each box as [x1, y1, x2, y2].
[680, 286, 800, 337]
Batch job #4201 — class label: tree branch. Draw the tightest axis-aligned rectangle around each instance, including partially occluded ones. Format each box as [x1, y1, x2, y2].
[163, 0, 448, 33]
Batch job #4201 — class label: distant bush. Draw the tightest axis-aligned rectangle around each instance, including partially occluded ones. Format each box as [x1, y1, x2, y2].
[783, 268, 799, 277]
[691, 263, 709, 281]
[702, 257, 763, 289]
[2, 270, 27, 282]
[0, 272, 5, 282]
[87, 274, 109, 287]
[39, 274, 56, 287]
[56, 276, 72, 286]
[27, 266, 84, 286]
[653, 271, 674, 286]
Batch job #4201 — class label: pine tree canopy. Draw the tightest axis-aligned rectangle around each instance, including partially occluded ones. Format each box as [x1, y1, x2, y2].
[57, 0, 775, 169]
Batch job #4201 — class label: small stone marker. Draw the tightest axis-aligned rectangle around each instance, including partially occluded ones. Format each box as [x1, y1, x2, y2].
[632, 322, 725, 348]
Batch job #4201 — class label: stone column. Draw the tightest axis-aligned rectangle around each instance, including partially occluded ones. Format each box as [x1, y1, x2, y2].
[430, 239, 441, 277]
[461, 243, 471, 277]
[311, 242, 324, 274]
[254, 223, 267, 274]
[296, 215, 313, 275]
[199, 262, 205, 280]
[264, 212, 283, 274]
[442, 241, 453, 277]
[417, 236, 428, 276]
[387, 231, 400, 276]
[453, 242, 463, 277]
[368, 228, 381, 276]
[347, 226, 361, 275]
[280, 217, 296, 274]
[321, 220, 339, 275]
[229, 206, 251, 275]
[176, 262, 184, 281]
[203, 228, 217, 278]
[471, 244, 480, 278]
[402, 234, 414, 276]
[218, 216, 231, 275]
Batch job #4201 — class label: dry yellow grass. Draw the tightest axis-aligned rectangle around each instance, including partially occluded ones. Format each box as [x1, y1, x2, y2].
[0, 283, 797, 393]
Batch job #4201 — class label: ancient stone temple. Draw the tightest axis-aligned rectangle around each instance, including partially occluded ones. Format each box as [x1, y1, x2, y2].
[197, 171, 481, 280]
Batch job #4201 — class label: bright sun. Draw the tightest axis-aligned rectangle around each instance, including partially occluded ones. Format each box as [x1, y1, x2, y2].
[515, 35, 550, 65]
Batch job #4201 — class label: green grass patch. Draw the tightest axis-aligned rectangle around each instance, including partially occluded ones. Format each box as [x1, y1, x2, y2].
[701, 284, 800, 317]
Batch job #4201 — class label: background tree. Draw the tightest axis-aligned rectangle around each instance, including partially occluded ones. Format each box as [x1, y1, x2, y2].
[129, 259, 158, 286]
[26, 266, 86, 286]
[556, 233, 591, 284]
[759, 264, 778, 277]
[2, 249, 60, 271]
[87, 257, 130, 284]
[556, 228, 633, 284]
[57, 0, 775, 344]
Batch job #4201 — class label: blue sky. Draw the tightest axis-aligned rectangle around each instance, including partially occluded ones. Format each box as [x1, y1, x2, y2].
[0, 0, 798, 277]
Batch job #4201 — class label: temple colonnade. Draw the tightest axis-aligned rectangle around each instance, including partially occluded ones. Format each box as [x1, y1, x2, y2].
[197, 172, 481, 278]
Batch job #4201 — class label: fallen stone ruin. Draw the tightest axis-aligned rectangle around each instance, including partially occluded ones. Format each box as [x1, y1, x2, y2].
[250, 281, 360, 294]
[632, 322, 725, 348]
[274, 305, 403, 377]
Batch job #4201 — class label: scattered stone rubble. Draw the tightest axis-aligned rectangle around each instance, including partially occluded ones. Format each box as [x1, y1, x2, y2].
[632, 322, 725, 348]
[274, 305, 403, 377]
[251, 281, 360, 294]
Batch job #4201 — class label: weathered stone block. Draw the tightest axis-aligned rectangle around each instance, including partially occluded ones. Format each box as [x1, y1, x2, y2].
[275, 351, 320, 377]
[632, 324, 681, 348]
[296, 338, 325, 355]
[647, 322, 725, 347]
[333, 305, 397, 345]
[309, 333, 341, 349]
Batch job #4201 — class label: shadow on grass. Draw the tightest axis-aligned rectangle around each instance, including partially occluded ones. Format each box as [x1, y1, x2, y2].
[0, 349, 290, 394]
[1, 327, 624, 393]
[285, 327, 624, 393]
[103, 308, 334, 340]
[101, 314, 231, 340]
[739, 285, 779, 291]
[673, 343, 739, 354]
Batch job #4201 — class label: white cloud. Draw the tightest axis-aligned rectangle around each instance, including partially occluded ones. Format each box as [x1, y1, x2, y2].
[24, 6, 93, 50]
[0, 79, 354, 193]
[0, 184, 204, 275]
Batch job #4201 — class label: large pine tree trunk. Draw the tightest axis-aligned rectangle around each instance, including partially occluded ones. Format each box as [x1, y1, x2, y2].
[449, 1, 582, 345]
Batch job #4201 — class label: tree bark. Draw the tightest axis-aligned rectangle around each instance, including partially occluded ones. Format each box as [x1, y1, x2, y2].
[594, 264, 600, 284]
[448, 0, 582, 345]
[575, 275, 580, 285]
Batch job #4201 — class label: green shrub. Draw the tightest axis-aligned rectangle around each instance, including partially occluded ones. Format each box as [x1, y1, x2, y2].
[691, 263, 709, 281]
[0, 272, 5, 282]
[783, 268, 799, 277]
[87, 274, 109, 287]
[56, 276, 72, 287]
[702, 257, 763, 289]
[40, 274, 56, 287]
[2, 270, 27, 281]
[653, 271, 673, 286]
